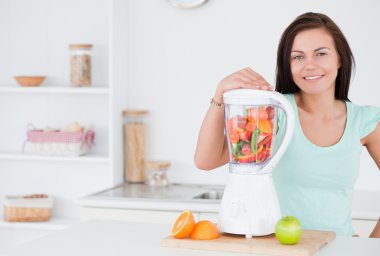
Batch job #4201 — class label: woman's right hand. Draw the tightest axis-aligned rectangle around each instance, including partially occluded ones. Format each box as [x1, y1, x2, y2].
[195, 67, 272, 170]
[213, 67, 272, 102]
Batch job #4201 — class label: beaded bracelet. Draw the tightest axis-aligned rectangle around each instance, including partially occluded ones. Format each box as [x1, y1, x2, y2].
[210, 98, 224, 107]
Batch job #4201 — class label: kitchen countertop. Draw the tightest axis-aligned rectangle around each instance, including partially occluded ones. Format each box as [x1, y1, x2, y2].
[2, 219, 379, 256]
[79, 183, 380, 220]
[79, 183, 223, 212]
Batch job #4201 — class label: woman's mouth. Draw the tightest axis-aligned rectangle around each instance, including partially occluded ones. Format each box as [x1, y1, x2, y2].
[303, 75, 324, 80]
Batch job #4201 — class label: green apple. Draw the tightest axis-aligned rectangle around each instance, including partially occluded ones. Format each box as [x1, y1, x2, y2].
[275, 216, 302, 245]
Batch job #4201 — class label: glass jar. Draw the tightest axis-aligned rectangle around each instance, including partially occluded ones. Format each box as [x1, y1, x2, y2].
[145, 161, 171, 187]
[69, 44, 92, 87]
[123, 110, 149, 183]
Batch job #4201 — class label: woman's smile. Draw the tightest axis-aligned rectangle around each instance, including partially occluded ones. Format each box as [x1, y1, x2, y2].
[303, 75, 324, 81]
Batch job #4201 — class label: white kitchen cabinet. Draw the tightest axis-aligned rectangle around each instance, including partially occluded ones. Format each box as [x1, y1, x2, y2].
[80, 207, 193, 224]
[79, 205, 218, 225]
[0, 0, 128, 219]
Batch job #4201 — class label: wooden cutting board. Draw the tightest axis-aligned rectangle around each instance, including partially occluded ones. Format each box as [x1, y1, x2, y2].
[161, 230, 335, 256]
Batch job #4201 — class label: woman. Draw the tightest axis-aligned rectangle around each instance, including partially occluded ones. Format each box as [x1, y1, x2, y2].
[194, 12, 380, 237]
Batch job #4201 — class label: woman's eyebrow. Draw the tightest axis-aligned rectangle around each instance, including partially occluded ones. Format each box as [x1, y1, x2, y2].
[315, 47, 331, 51]
[291, 47, 331, 53]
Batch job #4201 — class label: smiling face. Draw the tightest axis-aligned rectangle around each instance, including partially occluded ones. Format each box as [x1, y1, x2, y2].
[290, 28, 341, 96]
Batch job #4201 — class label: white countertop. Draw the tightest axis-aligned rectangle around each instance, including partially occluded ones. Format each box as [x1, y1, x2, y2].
[1, 219, 380, 256]
[79, 184, 380, 220]
[79, 183, 223, 213]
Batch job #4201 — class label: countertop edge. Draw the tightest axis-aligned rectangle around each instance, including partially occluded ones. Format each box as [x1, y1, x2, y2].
[78, 198, 220, 213]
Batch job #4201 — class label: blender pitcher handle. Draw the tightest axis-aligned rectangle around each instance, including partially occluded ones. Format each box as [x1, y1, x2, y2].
[262, 92, 295, 173]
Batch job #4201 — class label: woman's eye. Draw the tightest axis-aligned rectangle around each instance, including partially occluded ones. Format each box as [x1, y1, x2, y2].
[317, 52, 327, 56]
[292, 55, 303, 60]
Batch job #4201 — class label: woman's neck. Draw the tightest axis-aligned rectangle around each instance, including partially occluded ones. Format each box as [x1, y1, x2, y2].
[295, 91, 343, 120]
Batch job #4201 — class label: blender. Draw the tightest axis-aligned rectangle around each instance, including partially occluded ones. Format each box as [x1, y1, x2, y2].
[219, 89, 294, 238]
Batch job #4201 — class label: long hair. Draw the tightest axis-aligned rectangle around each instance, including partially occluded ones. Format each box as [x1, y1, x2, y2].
[275, 12, 355, 101]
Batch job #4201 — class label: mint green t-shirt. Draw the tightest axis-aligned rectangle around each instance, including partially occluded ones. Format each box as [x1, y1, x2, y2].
[273, 94, 380, 236]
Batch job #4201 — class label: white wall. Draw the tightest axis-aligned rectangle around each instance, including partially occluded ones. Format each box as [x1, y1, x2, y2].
[126, 0, 380, 189]
[0, 0, 379, 220]
[0, 0, 109, 86]
[0, 0, 110, 218]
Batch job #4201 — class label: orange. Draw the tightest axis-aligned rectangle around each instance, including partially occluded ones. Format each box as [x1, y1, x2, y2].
[258, 108, 269, 120]
[259, 119, 273, 134]
[189, 220, 220, 240]
[171, 210, 195, 238]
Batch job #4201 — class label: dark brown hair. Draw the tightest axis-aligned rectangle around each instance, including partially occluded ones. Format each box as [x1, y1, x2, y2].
[275, 12, 355, 101]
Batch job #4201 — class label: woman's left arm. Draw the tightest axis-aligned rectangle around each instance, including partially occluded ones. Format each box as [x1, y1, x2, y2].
[362, 123, 380, 238]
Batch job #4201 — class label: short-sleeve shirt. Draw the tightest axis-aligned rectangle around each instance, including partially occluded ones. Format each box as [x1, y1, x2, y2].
[273, 93, 380, 236]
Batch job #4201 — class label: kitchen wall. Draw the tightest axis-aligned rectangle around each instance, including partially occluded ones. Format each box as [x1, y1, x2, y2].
[126, 0, 380, 190]
[0, 0, 379, 220]
[0, 0, 110, 217]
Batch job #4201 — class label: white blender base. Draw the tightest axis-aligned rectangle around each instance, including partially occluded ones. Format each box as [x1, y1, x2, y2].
[218, 172, 282, 237]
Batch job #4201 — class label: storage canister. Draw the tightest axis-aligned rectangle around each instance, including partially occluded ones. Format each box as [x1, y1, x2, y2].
[69, 44, 92, 87]
[123, 110, 149, 183]
[145, 160, 171, 187]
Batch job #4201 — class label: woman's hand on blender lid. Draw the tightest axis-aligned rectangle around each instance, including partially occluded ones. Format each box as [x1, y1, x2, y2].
[214, 67, 272, 100]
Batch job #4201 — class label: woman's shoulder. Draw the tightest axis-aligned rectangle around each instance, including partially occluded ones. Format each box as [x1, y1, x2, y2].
[347, 101, 380, 115]
[347, 101, 380, 139]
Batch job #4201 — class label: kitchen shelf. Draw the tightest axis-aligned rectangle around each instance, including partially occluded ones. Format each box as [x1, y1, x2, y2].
[0, 0, 127, 219]
[0, 152, 109, 163]
[0, 215, 80, 230]
[0, 85, 109, 95]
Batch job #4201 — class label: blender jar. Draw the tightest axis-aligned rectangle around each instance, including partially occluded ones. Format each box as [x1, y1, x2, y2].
[224, 90, 287, 174]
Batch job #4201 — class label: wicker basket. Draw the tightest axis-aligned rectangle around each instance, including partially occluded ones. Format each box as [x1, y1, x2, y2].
[23, 126, 95, 156]
[4, 194, 53, 222]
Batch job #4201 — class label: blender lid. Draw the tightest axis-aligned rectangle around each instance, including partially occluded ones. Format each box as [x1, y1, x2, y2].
[223, 89, 282, 105]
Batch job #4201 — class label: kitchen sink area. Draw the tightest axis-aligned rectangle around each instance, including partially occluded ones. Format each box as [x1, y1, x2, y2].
[84, 183, 224, 202]
[78, 183, 225, 217]
[192, 190, 224, 200]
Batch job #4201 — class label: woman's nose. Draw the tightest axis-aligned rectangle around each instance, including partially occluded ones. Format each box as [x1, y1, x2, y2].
[304, 57, 318, 70]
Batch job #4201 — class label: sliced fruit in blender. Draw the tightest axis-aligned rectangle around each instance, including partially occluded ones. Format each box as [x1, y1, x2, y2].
[227, 118, 237, 133]
[245, 121, 256, 132]
[241, 143, 252, 155]
[258, 133, 272, 147]
[238, 130, 252, 141]
[237, 153, 256, 163]
[232, 141, 243, 158]
[266, 106, 275, 119]
[236, 115, 247, 129]
[247, 108, 258, 122]
[229, 132, 239, 143]
[259, 119, 273, 134]
[227, 115, 246, 132]
[259, 107, 269, 120]
[227, 105, 276, 164]
[250, 129, 258, 153]
[257, 149, 267, 163]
